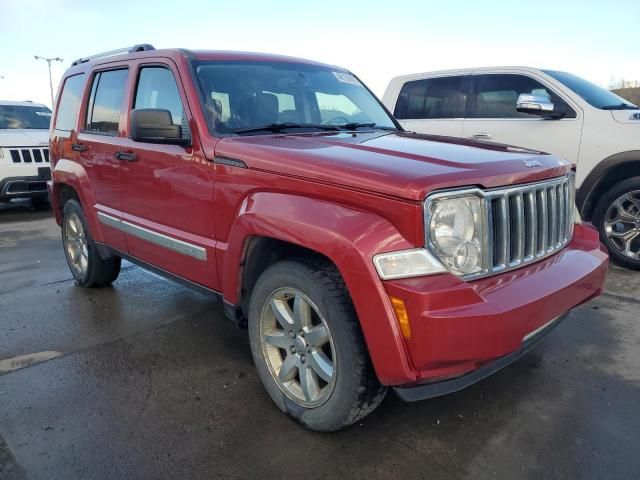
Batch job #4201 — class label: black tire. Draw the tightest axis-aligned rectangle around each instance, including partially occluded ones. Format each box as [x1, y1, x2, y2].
[62, 199, 121, 287]
[593, 176, 640, 270]
[248, 257, 386, 431]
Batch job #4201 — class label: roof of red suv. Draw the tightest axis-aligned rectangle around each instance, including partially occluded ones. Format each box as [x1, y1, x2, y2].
[66, 45, 343, 74]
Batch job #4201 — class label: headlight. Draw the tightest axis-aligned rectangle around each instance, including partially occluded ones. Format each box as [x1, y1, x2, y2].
[0, 149, 4, 159]
[427, 194, 485, 276]
[373, 248, 446, 280]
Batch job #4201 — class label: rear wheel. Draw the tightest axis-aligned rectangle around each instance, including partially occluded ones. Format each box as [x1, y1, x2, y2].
[594, 177, 640, 270]
[62, 199, 121, 287]
[248, 258, 386, 431]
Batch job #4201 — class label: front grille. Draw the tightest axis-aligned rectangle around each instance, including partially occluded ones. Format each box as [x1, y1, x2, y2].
[487, 174, 574, 273]
[7, 148, 50, 163]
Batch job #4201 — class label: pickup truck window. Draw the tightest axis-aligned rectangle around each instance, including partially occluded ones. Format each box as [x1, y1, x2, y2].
[194, 61, 397, 135]
[85, 69, 128, 134]
[543, 70, 637, 110]
[394, 76, 466, 120]
[470, 74, 575, 118]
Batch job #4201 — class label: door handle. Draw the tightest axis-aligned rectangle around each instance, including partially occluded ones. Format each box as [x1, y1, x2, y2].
[471, 132, 493, 140]
[115, 151, 137, 162]
[71, 143, 86, 152]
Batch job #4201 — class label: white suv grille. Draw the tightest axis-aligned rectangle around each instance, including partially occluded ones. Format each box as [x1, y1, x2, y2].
[7, 148, 50, 164]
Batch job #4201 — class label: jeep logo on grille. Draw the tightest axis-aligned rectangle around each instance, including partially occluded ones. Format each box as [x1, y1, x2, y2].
[523, 160, 543, 168]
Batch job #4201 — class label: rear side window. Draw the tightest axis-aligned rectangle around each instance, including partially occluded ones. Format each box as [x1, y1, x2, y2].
[470, 74, 576, 119]
[85, 69, 128, 134]
[394, 76, 467, 119]
[55, 74, 86, 131]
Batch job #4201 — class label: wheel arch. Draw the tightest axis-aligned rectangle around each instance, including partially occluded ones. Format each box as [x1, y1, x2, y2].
[220, 191, 418, 385]
[578, 150, 640, 221]
[50, 159, 103, 241]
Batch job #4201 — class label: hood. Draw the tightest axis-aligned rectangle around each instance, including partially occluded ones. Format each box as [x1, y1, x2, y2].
[0, 129, 49, 148]
[610, 109, 640, 124]
[215, 131, 571, 201]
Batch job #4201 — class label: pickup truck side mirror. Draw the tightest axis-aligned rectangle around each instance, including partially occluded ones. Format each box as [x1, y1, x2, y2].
[130, 109, 190, 145]
[516, 93, 556, 116]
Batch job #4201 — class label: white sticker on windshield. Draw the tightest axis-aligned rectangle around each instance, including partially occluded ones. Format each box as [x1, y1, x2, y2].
[35, 111, 52, 116]
[333, 72, 360, 86]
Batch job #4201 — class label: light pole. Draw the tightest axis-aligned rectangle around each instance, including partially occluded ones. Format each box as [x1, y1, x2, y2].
[34, 55, 63, 108]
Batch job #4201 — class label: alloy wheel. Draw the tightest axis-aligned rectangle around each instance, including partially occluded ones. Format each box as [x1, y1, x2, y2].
[64, 213, 89, 275]
[259, 288, 336, 407]
[604, 190, 640, 260]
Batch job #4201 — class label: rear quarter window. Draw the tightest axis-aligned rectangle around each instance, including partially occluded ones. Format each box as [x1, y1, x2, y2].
[54, 74, 86, 131]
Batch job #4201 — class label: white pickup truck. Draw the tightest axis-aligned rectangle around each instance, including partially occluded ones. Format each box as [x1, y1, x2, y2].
[382, 67, 640, 269]
[0, 100, 52, 208]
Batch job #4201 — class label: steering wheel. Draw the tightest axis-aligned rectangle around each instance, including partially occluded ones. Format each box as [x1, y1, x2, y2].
[323, 116, 350, 125]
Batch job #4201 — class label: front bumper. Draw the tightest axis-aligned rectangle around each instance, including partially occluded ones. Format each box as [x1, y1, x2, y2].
[381, 223, 608, 392]
[394, 312, 567, 401]
[0, 169, 51, 201]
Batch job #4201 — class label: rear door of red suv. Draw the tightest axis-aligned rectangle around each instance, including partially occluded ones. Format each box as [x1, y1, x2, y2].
[118, 58, 219, 290]
[76, 65, 130, 252]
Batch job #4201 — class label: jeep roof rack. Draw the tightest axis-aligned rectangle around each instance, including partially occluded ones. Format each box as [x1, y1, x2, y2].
[70, 44, 155, 67]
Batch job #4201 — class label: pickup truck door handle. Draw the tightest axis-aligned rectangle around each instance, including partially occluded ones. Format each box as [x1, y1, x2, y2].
[471, 132, 493, 140]
[115, 151, 137, 162]
[71, 143, 86, 152]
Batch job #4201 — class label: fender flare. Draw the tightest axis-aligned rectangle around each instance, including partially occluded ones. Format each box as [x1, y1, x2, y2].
[577, 150, 640, 220]
[51, 159, 104, 241]
[220, 192, 419, 384]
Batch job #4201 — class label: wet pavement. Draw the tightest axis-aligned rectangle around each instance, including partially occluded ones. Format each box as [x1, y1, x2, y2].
[1, 204, 639, 479]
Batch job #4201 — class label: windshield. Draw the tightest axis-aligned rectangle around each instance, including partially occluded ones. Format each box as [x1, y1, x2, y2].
[543, 70, 637, 110]
[194, 60, 397, 135]
[0, 105, 52, 129]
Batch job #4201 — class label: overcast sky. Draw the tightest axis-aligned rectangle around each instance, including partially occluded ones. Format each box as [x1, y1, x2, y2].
[1, 0, 638, 108]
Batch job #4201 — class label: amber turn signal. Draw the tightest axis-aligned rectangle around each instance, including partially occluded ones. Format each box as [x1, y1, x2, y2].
[389, 296, 411, 339]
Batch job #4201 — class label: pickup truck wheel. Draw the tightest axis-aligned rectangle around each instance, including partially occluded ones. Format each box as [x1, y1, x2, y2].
[248, 258, 386, 431]
[594, 177, 640, 270]
[62, 199, 121, 287]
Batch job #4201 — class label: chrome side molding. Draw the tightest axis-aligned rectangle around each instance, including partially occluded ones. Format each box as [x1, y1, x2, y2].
[97, 212, 207, 261]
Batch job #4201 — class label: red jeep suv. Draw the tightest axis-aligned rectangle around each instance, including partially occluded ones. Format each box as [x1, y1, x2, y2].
[48, 44, 608, 431]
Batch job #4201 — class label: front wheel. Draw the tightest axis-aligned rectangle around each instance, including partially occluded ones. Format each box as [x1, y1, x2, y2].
[62, 199, 121, 287]
[248, 258, 386, 431]
[593, 176, 640, 270]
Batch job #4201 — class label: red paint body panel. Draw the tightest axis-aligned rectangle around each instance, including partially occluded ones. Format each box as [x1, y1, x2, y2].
[215, 131, 570, 202]
[383, 224, 607, 383]
[48, 48, 608, 389]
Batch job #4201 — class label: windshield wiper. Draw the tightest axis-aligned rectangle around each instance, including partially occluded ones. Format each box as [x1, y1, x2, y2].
[232, 123, 341, 134]
[600, 103, 638, 110]
[334, 122, 399, 131]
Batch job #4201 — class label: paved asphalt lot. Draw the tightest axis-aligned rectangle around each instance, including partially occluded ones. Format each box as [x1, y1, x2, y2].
[0, 203, 639, 480]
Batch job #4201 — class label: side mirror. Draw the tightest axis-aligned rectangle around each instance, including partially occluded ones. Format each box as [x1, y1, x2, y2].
[516, 93, 555, 116]
[130, 109, 190, 145]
